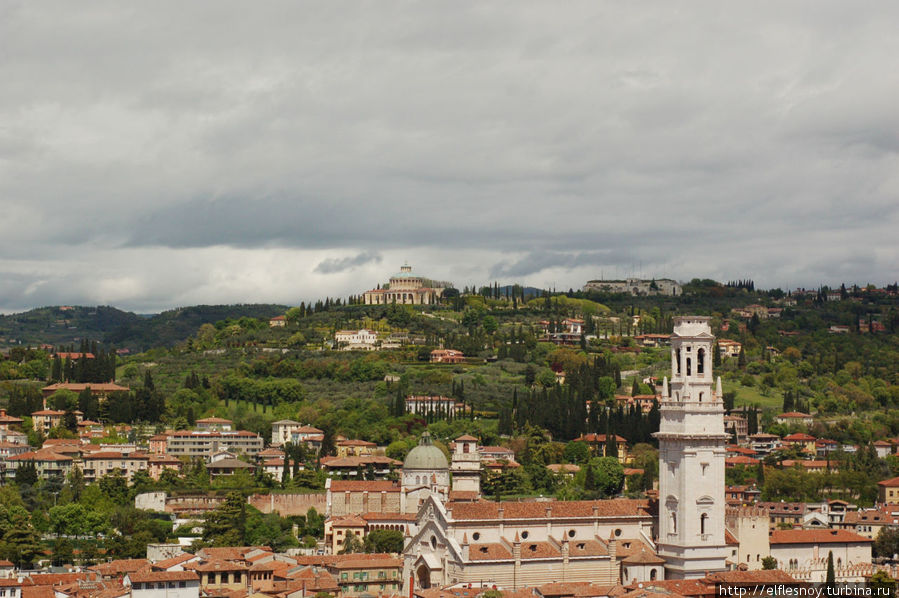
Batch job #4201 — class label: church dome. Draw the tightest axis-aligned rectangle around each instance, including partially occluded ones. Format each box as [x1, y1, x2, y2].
[403, 432, 448, 470]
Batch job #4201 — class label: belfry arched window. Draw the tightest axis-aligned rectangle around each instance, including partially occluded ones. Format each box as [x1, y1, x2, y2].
[697, 348, 705, 374]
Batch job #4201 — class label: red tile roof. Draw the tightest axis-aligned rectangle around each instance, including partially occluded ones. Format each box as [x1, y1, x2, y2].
[127, 571, 199, 583]
[447, 499, 650, 520]
[769, 529, 872, 544]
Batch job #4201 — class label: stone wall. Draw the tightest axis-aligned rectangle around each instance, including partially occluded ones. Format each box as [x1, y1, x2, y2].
[248, 493, 327, 516]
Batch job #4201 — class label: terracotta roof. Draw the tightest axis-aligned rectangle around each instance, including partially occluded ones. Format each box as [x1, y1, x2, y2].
[22, 587, 56, 598]
[770, 529, 872, 544]
[41, 382, 130, 393]
[467, 542, 513, 561]
[327, 515, 367, 527]
[455, 434, 478, 442]
[623, 580, 716, 597]
[89, 559, 151, 576]
[127, 571, 198, 583]
[151, 553, 196, 570]
[336, 439, 376, 447]
[447, 499, 650, 520]
[536, 582, 617, 598]
[325, 556, 403, 569]
[725, 456, 760, 465]
[187, 559, 249, 572]
[197, 546, 270, 561]
[292, 425, 324, 434]
[9, 449, 73, 462]
[783, 433, 816, 441]
[565, 538, 608, 558]
[197, 417, 233, 424]
[621, 547, 665, 565]
[778, 412, 812, 418]
[879, 476, 899, 487]
[22, 573, 94, 586]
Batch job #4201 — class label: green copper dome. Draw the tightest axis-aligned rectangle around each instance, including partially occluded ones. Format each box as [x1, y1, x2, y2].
[403, 431, 448, 470]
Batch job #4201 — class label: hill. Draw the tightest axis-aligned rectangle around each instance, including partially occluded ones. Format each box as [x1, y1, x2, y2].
[0, 304, 288, 351]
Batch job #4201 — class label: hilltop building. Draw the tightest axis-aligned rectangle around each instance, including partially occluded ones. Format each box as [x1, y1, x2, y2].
[584, 278, 681, 296]
[363, 264, 449, 305]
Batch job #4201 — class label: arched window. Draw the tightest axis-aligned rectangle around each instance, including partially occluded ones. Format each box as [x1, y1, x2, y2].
[650, 569, 657, 581]
[700, 513, 708, 535]
[837, 558, 842, 568]
[671, 512, 677, 534]
[686, 358, 691, 376]
[697, 348, 705, 374]
[676, 349, 682, 374]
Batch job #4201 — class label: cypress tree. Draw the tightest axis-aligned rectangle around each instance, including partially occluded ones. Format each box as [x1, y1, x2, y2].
[826, 551, 835, 587]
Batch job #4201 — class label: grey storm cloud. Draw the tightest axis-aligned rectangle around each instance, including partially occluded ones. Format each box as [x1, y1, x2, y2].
[315, 251, 383, 274]
[1, 1, 899, 312]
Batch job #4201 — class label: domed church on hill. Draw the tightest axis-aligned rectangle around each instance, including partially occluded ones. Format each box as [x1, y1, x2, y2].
[362, 264, 450, 305]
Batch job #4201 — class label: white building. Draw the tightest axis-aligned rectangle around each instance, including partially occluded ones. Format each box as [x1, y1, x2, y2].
[0, 580, 21, 598]
[125, 570, 200, 598]
[405, 396, 464, 417]
[271, 420, 303, 445]
[655, 316, 729, 579]
[402, 495, 655, 591]
[363, 264, 448, 305]
[583, 278, 681, 296]
[334, 329, 379, 350]
[769, 529, 873, 582]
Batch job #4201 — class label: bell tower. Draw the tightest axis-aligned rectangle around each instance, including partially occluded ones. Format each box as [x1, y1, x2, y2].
[654, 316, 728, 579]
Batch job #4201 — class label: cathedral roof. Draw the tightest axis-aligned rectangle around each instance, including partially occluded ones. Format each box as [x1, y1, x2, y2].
[446, 498, 651, 521]
[403, 431, 449, 471]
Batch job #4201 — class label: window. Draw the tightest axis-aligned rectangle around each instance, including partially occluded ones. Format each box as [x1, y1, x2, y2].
[521, 531, 529, 539]
[472, 532, 480, 541]
[700, 513, 708, 535]
[650, 569, 657, 581]
[568, 529, 576, 538]
[179, 582, 186, 588]
[615, 529, 622, 537]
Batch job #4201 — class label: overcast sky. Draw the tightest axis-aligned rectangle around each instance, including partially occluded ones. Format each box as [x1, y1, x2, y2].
[2, 1, 898, 313]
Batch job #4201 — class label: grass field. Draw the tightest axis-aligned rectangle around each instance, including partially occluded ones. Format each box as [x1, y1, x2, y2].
[724, 380, 784, 410]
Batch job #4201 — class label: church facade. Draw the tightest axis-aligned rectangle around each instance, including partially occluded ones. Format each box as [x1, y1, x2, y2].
[362, 264, 447, 305]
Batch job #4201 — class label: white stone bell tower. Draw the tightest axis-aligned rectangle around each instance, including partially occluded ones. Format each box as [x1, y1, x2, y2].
[654, 316, 728, 579]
